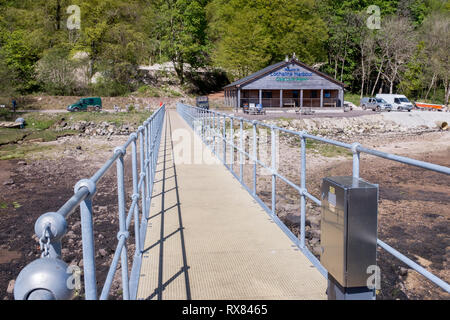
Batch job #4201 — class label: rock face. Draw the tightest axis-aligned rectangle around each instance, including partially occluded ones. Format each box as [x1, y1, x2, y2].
[261, 112, 448, 140]
[56, 121, 137, 137]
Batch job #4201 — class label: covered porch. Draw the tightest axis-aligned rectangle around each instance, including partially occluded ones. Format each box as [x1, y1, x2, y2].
[224, 89, 342, 108]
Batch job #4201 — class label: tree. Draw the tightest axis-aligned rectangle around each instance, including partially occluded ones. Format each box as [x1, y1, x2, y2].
[207, 0, 328, 79]
[0, 30, 41, 93]
[421, 11, 450, 106]
[149, 0, 209, 84]
[376, 15, 416, 94]
[211, 10, 271, 80]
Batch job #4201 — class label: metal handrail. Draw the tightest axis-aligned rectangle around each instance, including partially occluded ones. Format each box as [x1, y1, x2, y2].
[14, 105, 166, 300]
[176, 103, 450, 294]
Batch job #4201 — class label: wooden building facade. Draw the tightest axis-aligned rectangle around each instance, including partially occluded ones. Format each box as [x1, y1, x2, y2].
[224, 58, 345, 109]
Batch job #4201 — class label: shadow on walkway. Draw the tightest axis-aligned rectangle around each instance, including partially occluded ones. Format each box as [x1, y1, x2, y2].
[142, 112, 191, 300]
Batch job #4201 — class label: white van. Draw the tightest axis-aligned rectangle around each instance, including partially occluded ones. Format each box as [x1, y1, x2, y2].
[375, 94, 413, 112]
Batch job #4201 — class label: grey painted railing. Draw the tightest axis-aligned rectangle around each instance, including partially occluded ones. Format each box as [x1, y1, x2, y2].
[14, 105, 165, 300]
[176, 102, 450, 294]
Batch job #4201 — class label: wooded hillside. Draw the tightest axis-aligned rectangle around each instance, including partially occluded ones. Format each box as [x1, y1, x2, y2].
[0, 0, 448, 105]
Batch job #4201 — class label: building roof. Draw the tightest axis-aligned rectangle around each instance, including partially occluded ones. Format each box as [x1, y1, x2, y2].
[224, 58, 345, 89]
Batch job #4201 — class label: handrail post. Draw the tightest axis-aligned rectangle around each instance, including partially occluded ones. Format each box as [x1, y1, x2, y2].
[74, 179, 98, 300]
[352, 143, 361, 179]
[271, 126, 276, 215]
[131, 135, 141, 257]
[300, 133, 307, 248]
[149, 120, 154, 199]
[223, 115, 226, 164]
[239, 118, 244, 182]
[230, 117, 234, 172]
[144, 122, 151, 206]
[213, 112, 216, 155]
[139, 127, 147, 221]
[252, 121, 257, 196]
[115, 147, 130, 300]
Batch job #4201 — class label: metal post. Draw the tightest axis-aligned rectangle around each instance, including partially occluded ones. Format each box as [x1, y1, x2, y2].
[239, 118, 244, 182]
[213, 112, 216, 154]
[223, 115, 226, 164]
[144, 123, 151, 204]
[252, 121, 257, 195]
[230, 117, 234, 172]
[80, 197, 97, 300]
[139, 128, 147, 221]
[115, 149, 130, 300]
[271, 126, 276, 215]
[131, 136, 141, 257]
[352, 143, 361, 179]
[300, 134, 307, 248]
[149, 121, 154, 199]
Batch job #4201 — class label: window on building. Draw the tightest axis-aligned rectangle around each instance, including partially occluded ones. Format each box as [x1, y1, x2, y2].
[311, 90, 318, 99]
[262, 91, 272, 99]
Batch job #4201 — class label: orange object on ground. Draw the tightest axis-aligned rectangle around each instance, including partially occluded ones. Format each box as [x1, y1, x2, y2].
[415, 102, 444, 110]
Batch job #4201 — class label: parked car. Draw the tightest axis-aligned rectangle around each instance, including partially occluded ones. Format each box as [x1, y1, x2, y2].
[196, 96, 209, 110]
[67, 97, 102, 112]
[360, 97, 392, 112]
[375, 94, 413, 112]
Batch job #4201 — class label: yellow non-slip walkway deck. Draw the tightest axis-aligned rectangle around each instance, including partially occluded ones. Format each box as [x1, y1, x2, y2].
[136, 110, 326, 300]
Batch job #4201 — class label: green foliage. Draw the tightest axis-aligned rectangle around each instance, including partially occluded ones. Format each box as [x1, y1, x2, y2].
[0, 0, 448, 102]
[398, 42, 427, 98]
[207, 0, 328, 80]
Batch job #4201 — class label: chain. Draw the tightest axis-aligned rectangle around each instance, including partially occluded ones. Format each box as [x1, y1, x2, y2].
[39, 224, 51, 258]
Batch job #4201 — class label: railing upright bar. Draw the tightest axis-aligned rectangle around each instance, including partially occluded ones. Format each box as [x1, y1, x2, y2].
[252, 121, 257, 196]
[352, 143, 361, 179]
[144, 122, 151, 207]
[115, 149, 130, 300]
[239, 118, 244, 182]
[139, 128, 147, 222]
[213, 111, 216, 153]
[149, 120, 154, 203]
[131, 137, 141, 257]
[79, 195, 97, 300]
[300, 134, 307, 248]
[271, 126, 277, 215]
[223, 115, 226, 164]
[230, 117, 234, 172]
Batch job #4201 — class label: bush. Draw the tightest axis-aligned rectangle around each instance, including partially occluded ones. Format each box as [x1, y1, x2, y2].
[90, 79, 129, 97]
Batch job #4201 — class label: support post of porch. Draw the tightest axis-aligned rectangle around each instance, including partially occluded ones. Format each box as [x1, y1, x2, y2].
[280, 90, 283, 108]
[300, 90, 303, 108]
[238, 88, 241, 111]
[320, 89, 324, 108]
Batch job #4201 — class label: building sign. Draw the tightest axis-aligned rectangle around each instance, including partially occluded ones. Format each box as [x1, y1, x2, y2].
[270, 67, 313, 82]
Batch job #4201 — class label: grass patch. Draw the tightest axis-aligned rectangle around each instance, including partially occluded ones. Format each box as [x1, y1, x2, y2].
[0, 143, 57, 160]
[23, 130, 78, 142]
[66, 111, 152, 126]
[0, 202, 7, 209]
[24, 115, 57, 130]
[345, 93, 362, 106]
[306, 139, 352, 158]
[0, 128, 28, 145]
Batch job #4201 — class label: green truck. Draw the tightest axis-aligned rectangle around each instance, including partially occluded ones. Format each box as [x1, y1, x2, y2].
[67, 97, 102, 112]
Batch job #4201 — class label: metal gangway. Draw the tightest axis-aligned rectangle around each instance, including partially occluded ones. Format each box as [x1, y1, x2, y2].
[13, 103, 450, 300]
